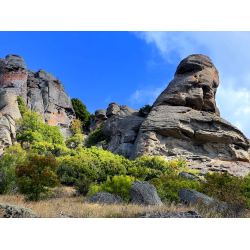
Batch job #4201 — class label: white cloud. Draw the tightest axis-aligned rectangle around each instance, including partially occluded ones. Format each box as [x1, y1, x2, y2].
[134, 31, 250, 138]
[129, 83, 168, 106]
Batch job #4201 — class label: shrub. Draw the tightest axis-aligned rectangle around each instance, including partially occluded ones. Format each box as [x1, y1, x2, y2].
[88, 175, 135, 202]
[74, 176, 93, 195]
[70, 119, 83, 135]
[151, 174, 201, 203]
[85, 122, 106, 148]
[16, 110, 65, 146]
[139, 104, 152, 117]
[17, 96, 28, 116]
[71, 98, 94, 128]
[56, 162, 76, 186]
[65, 133, 85, 149]
[0, 143, 27, 194]
[15, 155, 59, 201]
[128, 155, 179, 181]
[199, 172, 250, 217]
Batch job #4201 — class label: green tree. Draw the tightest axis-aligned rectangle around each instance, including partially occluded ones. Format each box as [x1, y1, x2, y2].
[71, 98, 94, 127]
[139, 104, 152, 117]
[15, 155, 60, 201]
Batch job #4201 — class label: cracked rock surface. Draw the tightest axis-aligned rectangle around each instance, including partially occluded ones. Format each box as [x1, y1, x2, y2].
[0, 54, 76, 148]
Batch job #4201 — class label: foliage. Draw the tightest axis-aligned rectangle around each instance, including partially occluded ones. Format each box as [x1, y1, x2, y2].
[56, 162, 76, 186]
[65, 133, 85, 149]
[88, 175, 135, 202]
[199, 172, 250, 216]
[128, 155, 186, 181]
[70, 119, 83, 135]
[139, 104, 152, 117]
[71, 98, 94, 127]
[15, 155, 59, 201]
[17, 96, 28, 116]
[0, 143, 27, 194]
[85, 122, 106, 148]
[150, 174, 201, 203]
[74, 176, 93, 195]
[16, 110, 65, 146]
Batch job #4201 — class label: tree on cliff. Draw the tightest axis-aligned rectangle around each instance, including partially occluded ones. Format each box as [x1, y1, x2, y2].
[71, 98, 94, 128]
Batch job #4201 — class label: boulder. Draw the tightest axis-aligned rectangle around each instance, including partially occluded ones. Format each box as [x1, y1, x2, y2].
[85, 191, 123, 205]
[179, 171, 205, 182]
[89, 109, 107, 131]
[129, 181, 162, 206]
[130, 54, 250, 175]
[0, 203, 38, 218]
[178, 188, 214, 205]
[107, 102, 120, 117]
[139, 210, 202, 218]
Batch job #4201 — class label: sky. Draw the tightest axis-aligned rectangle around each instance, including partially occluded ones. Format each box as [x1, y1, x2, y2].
[0, 31, 250, 138]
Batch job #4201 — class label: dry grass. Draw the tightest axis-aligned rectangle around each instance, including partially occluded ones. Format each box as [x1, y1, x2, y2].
[0, 186, 194, 218]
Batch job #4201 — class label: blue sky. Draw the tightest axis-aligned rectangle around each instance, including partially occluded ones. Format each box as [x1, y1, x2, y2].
[1, 31, 250, 138]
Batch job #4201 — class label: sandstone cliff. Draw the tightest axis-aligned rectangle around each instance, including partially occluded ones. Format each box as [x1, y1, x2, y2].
[0, 54, 76, 155]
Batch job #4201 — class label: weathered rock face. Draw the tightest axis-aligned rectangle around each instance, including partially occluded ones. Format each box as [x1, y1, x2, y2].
[0, 55, 28, 105]
[0, 55, 76, 139]
[102, 104, 144, 158]
[130, 54, 250, 175]
[0, 90, 21, 155]
[153, 54, 220, 116]
[89, 109, 107, 131]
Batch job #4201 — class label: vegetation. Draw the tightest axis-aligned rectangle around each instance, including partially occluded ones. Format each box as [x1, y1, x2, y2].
[71, 98, 94, 128]
[0, 97, 249, 218]
[84, 122, 106, 147]
[139, 104, 152, 117]
[15, 155, 59, 201]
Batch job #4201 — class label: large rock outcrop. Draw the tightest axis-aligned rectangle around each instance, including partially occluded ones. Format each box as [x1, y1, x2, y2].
[102, 104, 144, 158]
[0, 54, 76, 141]
[0, 89, 21, 155]
[129, 54, 250, 176]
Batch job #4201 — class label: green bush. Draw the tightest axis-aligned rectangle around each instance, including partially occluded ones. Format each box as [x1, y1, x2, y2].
[85, 122, 106, 148]
[16, 110, 65, 146]
[128, 155, 182, 181]
[88, 175, 135, 202]
[65, 133, 85, 149]
[0, 143, 27, 194]
[199, 172, 250, 216]
[139, 104, 152, 117]
[15, 155, 59, 201]
[71, 98, 94, 128]
[74, 176, 93, 195]
[150, 174, 201, 203]
[56, 162, 76, 186]
[17, 96, 28, 116]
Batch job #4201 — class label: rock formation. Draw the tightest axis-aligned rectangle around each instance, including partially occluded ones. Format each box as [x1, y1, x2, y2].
[0, 90, 21, 155]
[129, 54, 250, 176]
[0, 54, 75, 147]
[102, 103, 144, 158]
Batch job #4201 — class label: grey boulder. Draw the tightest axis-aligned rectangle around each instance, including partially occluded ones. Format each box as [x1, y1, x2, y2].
[85, 191, 123, 205]
[130, 181, 162, 206]
[178, 188, 214, 205]
[139, 210, 201, 218]
[0, 203, 39, 218]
